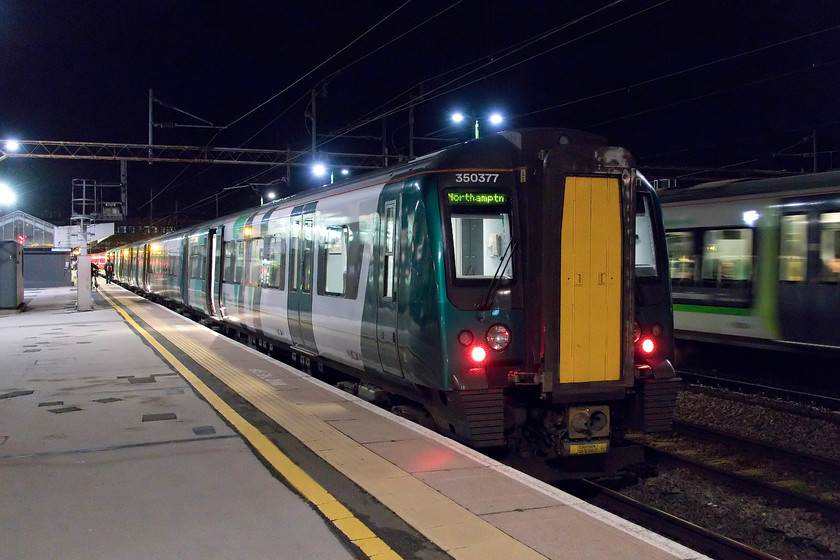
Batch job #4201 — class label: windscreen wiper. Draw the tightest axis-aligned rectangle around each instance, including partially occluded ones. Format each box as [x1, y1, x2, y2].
[477, 240, 516, 311]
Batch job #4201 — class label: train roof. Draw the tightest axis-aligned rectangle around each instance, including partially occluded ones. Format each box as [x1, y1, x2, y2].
[657, 170, 840, 203]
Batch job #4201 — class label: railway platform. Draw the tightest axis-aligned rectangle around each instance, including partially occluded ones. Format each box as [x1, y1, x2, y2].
[1, 284, 710, 560]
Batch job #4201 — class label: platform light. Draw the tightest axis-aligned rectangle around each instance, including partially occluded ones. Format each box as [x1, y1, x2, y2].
[0, 182, 15, 206]
[451, 111, 505, 139]
[267, 191, 276, 201]
[312, 163, 327, 178]
[341, 168, 350, 176]
[4, 140, 20, 152]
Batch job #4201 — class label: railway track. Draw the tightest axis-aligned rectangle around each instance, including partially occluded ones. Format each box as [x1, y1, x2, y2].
[558, 412, 840, 558]
[562, 479, 781, 560]
[679, 370, 840, 412]
[632, 421, 840, 522]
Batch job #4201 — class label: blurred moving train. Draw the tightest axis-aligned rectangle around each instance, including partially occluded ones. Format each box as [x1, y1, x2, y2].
[659, 170, 840, 352]
[107, 128, 677, 460]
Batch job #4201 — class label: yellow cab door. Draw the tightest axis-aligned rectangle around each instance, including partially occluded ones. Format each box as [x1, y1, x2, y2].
[559, 176, 622, 383]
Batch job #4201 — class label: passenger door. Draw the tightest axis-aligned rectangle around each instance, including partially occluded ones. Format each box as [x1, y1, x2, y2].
[288, 203, 318, 351]
[376, 186, 403, 377]
[779, 200, 840, 345]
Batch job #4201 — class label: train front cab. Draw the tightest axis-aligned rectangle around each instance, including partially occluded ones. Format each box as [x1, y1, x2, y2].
[430, 131, 677, 459]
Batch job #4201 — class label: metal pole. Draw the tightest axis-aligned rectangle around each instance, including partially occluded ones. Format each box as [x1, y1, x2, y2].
[120, 159, 128, 217]
[148, 89, 154, 163]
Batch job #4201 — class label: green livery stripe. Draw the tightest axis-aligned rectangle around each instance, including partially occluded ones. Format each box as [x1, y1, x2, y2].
[673, 304, 753, 316]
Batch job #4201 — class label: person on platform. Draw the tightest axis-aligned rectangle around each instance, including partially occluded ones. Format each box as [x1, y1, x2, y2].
[91, 261, 100, 290]
[104, 259, 114, 284]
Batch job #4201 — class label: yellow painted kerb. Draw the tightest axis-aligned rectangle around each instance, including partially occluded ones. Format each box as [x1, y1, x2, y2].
[100, 290, 403, 560]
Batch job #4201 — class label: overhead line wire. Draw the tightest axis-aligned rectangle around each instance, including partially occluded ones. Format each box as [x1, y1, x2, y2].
[517, 22, 840, 121]
[143, 1, 415, 212]
[320, 0, 637, 147]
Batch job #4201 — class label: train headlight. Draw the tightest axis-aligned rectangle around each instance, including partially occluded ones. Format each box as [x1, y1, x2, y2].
[651, 323, 663, 337]
[485, 324, 511, 351]
[457, 330, 474, 346]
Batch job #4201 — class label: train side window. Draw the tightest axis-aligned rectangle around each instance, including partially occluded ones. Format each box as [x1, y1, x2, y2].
[290, 216, 301, 292]
[780, 214, 807, 282]
[301, 213, 314, 294]
[383, 202, 396, 299]
[234, 241, 245, 284]
[819, 212, 840, 283]
[666, 231, 697, 287]
[189, 238, 205, 279]
[320, 225, 348, 296]
[635, 195, 658, 277]
[223, 241, 236, 283]
[263, 235, 286, 289]
[701, 228, 753, 286]
[245, 238, 263, 287]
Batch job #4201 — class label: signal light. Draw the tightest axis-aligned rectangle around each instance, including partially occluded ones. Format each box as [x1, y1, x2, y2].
[641, 338, 655, 354]
[470, 346, 487, 363]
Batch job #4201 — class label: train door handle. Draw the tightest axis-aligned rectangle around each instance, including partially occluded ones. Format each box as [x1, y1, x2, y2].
[576, 273, 582, 286]
[599, 273, 606, 285]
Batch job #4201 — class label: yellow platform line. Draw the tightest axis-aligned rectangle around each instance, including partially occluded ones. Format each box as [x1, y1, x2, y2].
[103, 286, 548, 560]
[99, 289, 402, 560]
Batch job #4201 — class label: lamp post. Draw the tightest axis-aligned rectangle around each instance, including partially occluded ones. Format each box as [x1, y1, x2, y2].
[451, 111, 504, 139]
[311, 163, 350, 185]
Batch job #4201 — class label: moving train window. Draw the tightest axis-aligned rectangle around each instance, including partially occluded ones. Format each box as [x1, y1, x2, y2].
[635, 195, 658, 278]
[819, 212, 840, 283]
[780, 214, 807, 282]
[321, 226, 348, 296]
[666, 231, 697, 286]
[262, 235, 286, 289]
[666, 227, 753, 307]
[701, 229, 753, 285]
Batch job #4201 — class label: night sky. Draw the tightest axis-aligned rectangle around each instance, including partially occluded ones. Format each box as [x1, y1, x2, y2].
[2, 1, 839, 224]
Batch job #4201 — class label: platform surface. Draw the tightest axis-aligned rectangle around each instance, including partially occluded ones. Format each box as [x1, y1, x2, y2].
[0, 285, 710, 560]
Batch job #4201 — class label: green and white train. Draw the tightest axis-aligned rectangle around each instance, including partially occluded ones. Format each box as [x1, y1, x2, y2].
[108, 128, 677, 460]
[660, 171, 840, 352]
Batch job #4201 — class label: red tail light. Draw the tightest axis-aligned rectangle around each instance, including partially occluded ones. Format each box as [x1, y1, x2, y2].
[470, 346, 487, 363]
[641, 338, 655, 354]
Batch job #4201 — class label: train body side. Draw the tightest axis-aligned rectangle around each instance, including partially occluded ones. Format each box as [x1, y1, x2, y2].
[660, 170, 840, 351]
